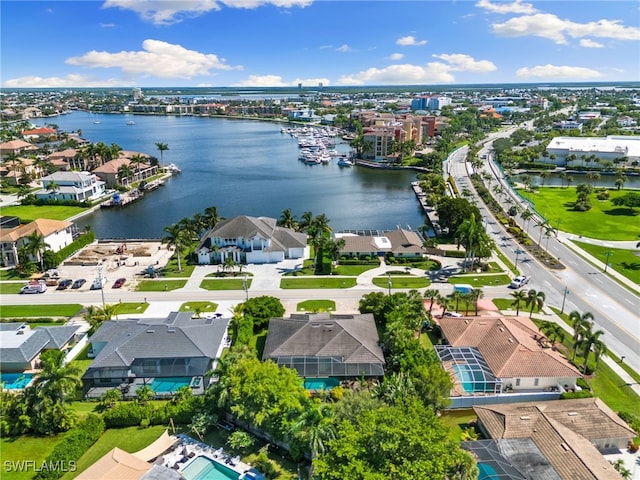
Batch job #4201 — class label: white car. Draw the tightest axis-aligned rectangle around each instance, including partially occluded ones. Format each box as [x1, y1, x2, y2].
[510, 275, 530, 289]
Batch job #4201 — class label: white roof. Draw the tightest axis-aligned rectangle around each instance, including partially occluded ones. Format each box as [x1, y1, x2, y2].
[547, 135, 640, 157]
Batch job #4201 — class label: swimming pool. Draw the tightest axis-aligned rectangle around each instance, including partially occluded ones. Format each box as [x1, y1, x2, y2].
[149, 376, 193, 393]
[181, 456, 240, 480]
[303, 377, 339, 390]
[477, 462, 499, 479]
[452, 364, 493, 393]
[1, 373, 34, 390]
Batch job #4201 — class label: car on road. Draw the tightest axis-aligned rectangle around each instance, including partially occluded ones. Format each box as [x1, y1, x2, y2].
[20, 281, 47, 294]
[56, 279, 73, 290]
[509, 275, 530, 289]
[112, 278, 126, 289]
[72, 278, 86, 289]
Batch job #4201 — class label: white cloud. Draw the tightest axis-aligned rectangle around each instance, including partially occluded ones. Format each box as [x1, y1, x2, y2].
[396, 35, 427, 46]
[432, 53, 496, 72]
[475, 0, 537, 15]
[388, 53, 404, 61]
[102, 0, 311, 25]
[516, 64, 602, 79]
[99, 23, 116, 27]
[336, 44, 350, 52]
[3, 74, 132, 88]
[66, 39, 242, 79]
[233, 74, 329, 86]
[580, 39, 603, 48]
[492, 13, 640, 44]
[336, 63, 454, 86]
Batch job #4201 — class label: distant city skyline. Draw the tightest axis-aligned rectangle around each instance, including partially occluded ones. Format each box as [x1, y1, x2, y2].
[1, 0, 639, 89]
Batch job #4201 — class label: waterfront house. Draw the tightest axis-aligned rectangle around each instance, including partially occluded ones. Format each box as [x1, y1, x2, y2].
[22, 127, 57, 142]
[0, 323, 83, 373]
[196, 215, 308, 265]
[93, 153, 157, 188]
[82, 312, 230, 397]
[435, 315, 581, 408]
[0, 218, 74, 267]
[0, 139, 39, 160]
[262, 313, 385, 383]
[335, 227, 426, 260]
[462, 399, 636, 480]
[46, 148, 84, 171]
[34, 171, 106, 202]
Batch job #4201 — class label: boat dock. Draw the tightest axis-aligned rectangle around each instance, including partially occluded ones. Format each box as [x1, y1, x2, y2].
[101, 191, 143, 208]
[411, 181, 442, 235]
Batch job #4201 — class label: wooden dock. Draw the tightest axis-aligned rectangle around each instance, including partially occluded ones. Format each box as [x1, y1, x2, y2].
[100, 191, 143, 208]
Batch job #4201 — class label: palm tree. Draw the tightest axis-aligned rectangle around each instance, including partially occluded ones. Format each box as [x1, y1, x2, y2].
[46, 180, 60, 196]
[277, 208, 298, 229]
[308, 214, 332, 271]
[538, 321, 565, 347]
[436, 293, 449, 317]
[456, 215, 483, 271]
[579, 324, 605, 374]
[539, 170, 551, 187]
[129, 154, 147, 179]
[203, 206, 223, 230]
[423, 289, 439, 312]
[470, 288, 484, 316]
[520, 209, 534, 234]
[155, 142, 169, 171]
[288, 399, 336, 460]
[450, 290, 464, 313]
[298, 211, 314, 233]
[162, 223, 187, 272]
[323, 237, 345, 272]
[510, 290, 527, 316]
[32, 350, 81, 404]
[569, 310, 594, 361]
[16, 184, 32, 201]
[117, 164, 134, 185]
[525, 289, 545, 317]
[24, 231, 50, 271]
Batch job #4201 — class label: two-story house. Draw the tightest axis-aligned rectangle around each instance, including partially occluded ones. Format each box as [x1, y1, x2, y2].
[34, 171, 106, 202]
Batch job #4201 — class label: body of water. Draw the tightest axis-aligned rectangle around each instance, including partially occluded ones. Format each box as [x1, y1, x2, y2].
[34, 113, 426, 239]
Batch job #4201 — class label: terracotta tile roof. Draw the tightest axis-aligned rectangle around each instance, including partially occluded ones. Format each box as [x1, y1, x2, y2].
[93, 157, 132, 174]
[438, 316, 580, 378]
[0, 139, 38, 151]
[0, 218, 72, 242]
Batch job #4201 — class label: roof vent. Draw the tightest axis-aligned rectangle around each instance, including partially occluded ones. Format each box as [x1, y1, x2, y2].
[167, 329, 176, 333]
[561, 443, 570, 451]
[520, 416, 531, 420]
[508, 338, 513, 343]
[311, 323, 320, 327]
[146, 329, 155, 333]
[567, 412, 579, 416]
[323, 323, 335, 327]
[499, 327, 504, 332]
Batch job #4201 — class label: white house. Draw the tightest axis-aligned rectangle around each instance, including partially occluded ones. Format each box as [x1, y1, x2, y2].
[196, 215, 308, 265]
[0, 218, 74, 267]
[35, 171, 106, 202]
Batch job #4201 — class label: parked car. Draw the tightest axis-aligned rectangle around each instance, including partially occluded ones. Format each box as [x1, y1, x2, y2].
[90, 277, 107, 290]
[56, 279, 73, 290]
[443, 311, 463, 318]
[112, 278, 126, 289]
[72, 278, 86, 289]
[45, 278, 59, 286]
[21, 281, 47, 294]
[509, 275, 530, 289]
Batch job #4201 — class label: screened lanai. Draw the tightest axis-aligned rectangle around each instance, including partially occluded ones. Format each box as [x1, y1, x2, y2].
[435, 345, 502, 395]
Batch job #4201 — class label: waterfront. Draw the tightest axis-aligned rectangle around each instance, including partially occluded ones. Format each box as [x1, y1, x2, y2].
[33, 113, 426, 238]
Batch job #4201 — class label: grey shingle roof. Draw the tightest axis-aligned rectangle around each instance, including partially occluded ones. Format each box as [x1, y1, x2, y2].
[0, 323, 81, 365]
[262, 313, 384, 365]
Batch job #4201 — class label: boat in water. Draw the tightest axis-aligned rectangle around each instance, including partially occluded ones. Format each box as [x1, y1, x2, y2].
[337, 158, 354, 168]
[126, 120, 135, 125]
[93, 121, 101, 124]
[166, 163, 182, 174]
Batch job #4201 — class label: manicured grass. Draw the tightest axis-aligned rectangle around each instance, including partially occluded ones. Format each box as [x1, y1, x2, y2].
[135, 280, 186, 291]
[0, 204, 88, 222]
[179, 301, 219, 313]
[283, 259, 322, 276]
[589, 361, 640, 413]
[0, 269, 30, 280]
[0, 282, 25, 294]
[333, 264, 379, 275]
[0, 304, 83, 318]
[372, 276, 431, 289]
[494, 249, 518, 275]
[280, 277, 357, 289]
[68, 401, 100, 419]
[158, 260, 195, 278]
[114, 302, 149, 314]
[64, 426, 167, 480]
[492, 297, 543, 314]
[297, 299, 336, 312]
[200, 278, 250, 290]
[448, 274, 511, 287]
[1, 434, 64, 480]
[572, 241, 640, 286]
[518, 187, 639, 241]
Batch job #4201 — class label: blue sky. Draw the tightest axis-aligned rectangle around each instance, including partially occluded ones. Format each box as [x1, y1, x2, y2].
[1, 0, 638, 88]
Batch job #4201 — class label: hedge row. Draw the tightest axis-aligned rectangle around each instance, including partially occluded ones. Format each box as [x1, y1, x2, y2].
[103, 397, 202, 428]
[21, 197, 90, 208]
[47, 232, 96, 267]
[35, 415, 105, 480]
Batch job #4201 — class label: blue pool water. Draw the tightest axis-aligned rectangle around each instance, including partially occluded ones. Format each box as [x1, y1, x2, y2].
[452, 365, 493, 393]
[1, 373, 33, 390]
[303, 378, 339, 390]
[181, 456, 239, 480]
[149, 376, 193, 393]
[477, 462, 499, 479]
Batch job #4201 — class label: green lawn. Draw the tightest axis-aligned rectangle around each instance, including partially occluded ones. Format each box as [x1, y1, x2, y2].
[0, 304, 83, 318]
[572, 241, 640, 286]
[492, 298, 543, 314]
[63, 426, 167, 480]
[448, 274, 511, 287]
[114, 302, 149, 314]
[135, 280, 186, 291]
[0, 282, 25, 294]
[200, 278, 250, 290]
[0, 269, 30, 280]
[1, 434, 64, 480]
[280, 277, 357, 289]
[1, 205, 88, 222]
[439, 409, 478, 442]
[158, 259, 195, 278]
[297, 299, 336, 312]
[372, 276, 431, 289]
[518, 187, 639, 241]
[333, 264, 379, 275]
[494, 249, 518, 275]
[179, 301, 219, 313]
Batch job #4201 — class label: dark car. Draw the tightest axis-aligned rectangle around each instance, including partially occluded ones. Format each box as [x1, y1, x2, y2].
[72, 278, 86, 289]
[56, 279, 73, 290]
[112, 278, 126, 289]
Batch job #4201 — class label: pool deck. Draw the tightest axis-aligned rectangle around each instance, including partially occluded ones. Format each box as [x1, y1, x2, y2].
[159, 434, 265, 480]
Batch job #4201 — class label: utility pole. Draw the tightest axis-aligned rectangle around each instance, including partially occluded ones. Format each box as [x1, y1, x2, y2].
[603, 250, 612, 273]
[560, 287, 569, 314]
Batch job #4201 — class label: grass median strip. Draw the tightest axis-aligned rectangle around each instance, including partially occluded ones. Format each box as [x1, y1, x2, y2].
[0, 282, 25, 294]
[200, 278, 250, 290]
[297, 299, 336, 311]
[372, 276, 431, 289]
[0, 304, 83, 318]
[281, 277, 356, 289]
[135, 280, 186, 291]
[449, 274, 511, 287]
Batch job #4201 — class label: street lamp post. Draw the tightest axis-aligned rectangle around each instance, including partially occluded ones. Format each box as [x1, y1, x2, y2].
[560, 287, 570, 314]
[604, 250, 613, 273]
[97, 265, 106, 309]
[243, 274, 249, 301]
[387, 273, 392, 296]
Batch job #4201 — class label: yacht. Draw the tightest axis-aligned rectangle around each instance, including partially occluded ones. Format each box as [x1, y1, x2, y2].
[126, 120, 135, 125]
[337, 158, 354, 167]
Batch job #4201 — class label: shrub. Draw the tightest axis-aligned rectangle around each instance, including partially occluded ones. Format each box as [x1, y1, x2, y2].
[618, 411, 640, 434]
[576, 377, 590, 391]
[596, 190, 610, 200]
[103, 401, 154, 428]
[560, 389, 593, 400]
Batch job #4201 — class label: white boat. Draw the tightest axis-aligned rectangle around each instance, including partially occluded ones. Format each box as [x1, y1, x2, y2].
[337, 158, 354, 167]
[166, 163, 181, 173]
[93, 121, 101, 124]
[126, 120, 135, 125]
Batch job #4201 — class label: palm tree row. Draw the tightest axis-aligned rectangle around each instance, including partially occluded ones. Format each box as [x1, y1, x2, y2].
[569, 310, 606, 374]
[423, 288, 484, 316]
[455, 214, 494, 271]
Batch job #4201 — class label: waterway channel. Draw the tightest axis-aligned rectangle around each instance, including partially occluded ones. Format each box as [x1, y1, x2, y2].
[33, 112, 426, 238]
